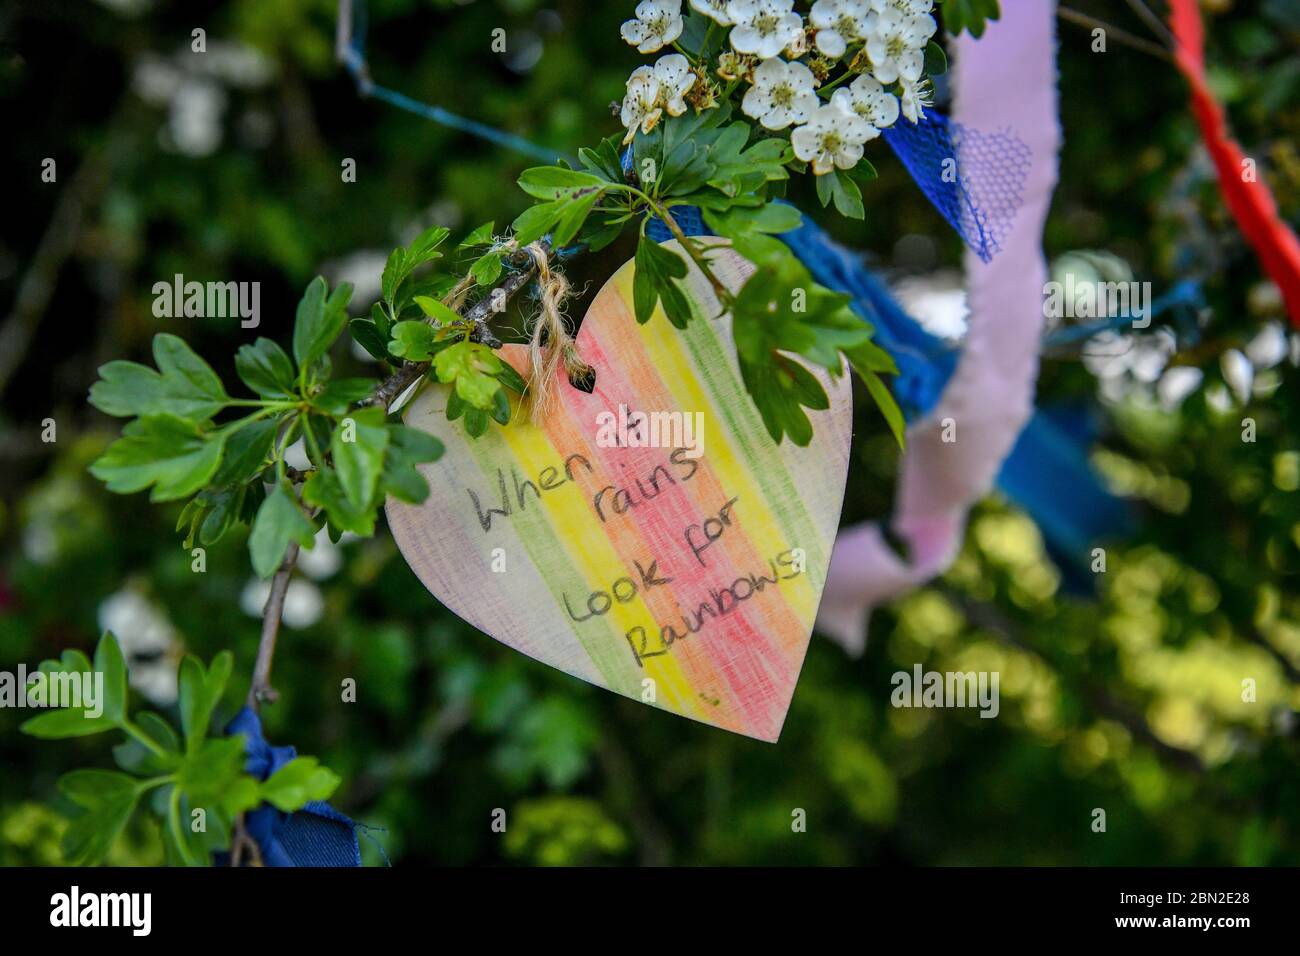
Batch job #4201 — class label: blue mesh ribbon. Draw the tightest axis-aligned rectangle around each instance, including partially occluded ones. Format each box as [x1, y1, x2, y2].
[883, 112, 1031, 263]
[220, 707, 363, 867]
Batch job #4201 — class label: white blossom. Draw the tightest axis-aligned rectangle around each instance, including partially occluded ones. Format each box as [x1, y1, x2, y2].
[620, 55, 698, 144]
[727, 0, 805, 60]
[741, 57, 819, 130]
[690, 0, 733, 24]
[871, 0, 934, 14]
[1221, 348, 1254, 405]
[810, 0, 871, 58]
[864, 7, 935, 83]
[792, 101, 872, 174]
[830, 74, 899, 136]
[654, 53, 697, 117]
[1157, 366, 1203, 410]
[620, 66, 663, 142]
[897, 76, 933, 122]
[621, 0, 684, 54]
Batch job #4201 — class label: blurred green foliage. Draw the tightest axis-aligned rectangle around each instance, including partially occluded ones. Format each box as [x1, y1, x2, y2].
[2, 0, 1299, 866]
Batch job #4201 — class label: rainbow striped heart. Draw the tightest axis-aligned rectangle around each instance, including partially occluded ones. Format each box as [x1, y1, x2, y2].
[387, 243, 852, 740]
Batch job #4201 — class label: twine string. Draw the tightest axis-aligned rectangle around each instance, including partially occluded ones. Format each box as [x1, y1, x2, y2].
[523, 241, 590, 421]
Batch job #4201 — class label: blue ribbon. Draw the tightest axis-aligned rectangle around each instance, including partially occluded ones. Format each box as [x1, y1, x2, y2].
[221, 707, 363, 867]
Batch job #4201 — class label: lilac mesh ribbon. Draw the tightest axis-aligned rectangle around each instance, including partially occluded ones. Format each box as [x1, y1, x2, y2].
[817, 0, 1061, 653]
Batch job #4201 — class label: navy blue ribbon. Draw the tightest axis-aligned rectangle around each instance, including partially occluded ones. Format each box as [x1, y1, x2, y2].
[222, 707, 363, 867]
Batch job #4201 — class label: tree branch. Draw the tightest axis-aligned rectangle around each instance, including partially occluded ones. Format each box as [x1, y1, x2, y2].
[358, 241, 550, 411]
[1057, 7, 1173, 61]
[246, 542, 300, 710]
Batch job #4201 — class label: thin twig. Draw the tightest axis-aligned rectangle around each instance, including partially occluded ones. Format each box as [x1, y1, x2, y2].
[357, 242, 549, 411]
[1057, 7, 1174, 61]
[1120, 0, 1177, 49]
[246, 542, 301, 710]
[230, 815, 264, 866]
[0, 152, 108, 398]
[1241, 625, 1300, 686]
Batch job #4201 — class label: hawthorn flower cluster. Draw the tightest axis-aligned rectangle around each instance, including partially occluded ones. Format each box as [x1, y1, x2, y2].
[619, 0, 938, 174]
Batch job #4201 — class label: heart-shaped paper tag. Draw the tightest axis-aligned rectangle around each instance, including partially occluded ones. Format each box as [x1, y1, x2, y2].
[387, 242, 852, 740]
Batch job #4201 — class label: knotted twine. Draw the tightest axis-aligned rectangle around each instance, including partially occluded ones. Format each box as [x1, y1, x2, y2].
[521, 240, 591, 423]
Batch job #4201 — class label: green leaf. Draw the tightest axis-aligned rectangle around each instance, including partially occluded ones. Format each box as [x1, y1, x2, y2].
[512, 200, 566, 246]
[861, 370, 907, 448]
[302, 467, 377, 536]
[829, 169, 865, 219]
[924, 40, 948, 75]
[407, 225, 451, 263]
[489, 386, 511, 425]
[90, 414, 227, 501]
[113, 710, 184, 775]
[464, 407, 489, 438]
[248, 485, 315, 578]
[381, 247, 408, 305]
[162, 788, 239, 865]
[471, 252, 504, 287]
[235, 337, 296, 399]
[943, 0, 1001, 36]
[739, 355, 816, 446]
[551, 190, 602, 246]
[95, 631, 128, 723]
[517, 166, 607, 200]
[90, 334, 230, 423]
[382, 424, 445, 504]
[259, 757, 341, 812]
[847, 157, 879, 185]
[178, 651, 233, 752]
[704, 202, 803, 239]
[331, 407, 389, 510]
[349, 318, 394, 363]
[152, 333, 230, 415]
[211, 418, 277, 486]
[20, 707, 118, 739]
[292, 277, 351, 369]
[434, 341, 506, 409]
[199, 486, 245, 545]
[57, 770, 140, 866]
[459, 220, 496, 248]
[706, 124, 790, 196]
[177, 735, 249, 804]
[313, 377, 379, 416]
[579, 216, 626, 253]
[389, 321, 446, 361]
[381, 227, 451, 308]
[494, 361, 528, 395]
[633, 237, 692, 327]
[413, 296, 463, 326]
[577, 135, 626, 182]
[135, 712, 182, 753]
[30, 648, 93, 685]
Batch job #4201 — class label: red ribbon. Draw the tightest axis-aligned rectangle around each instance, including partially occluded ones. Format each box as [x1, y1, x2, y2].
[1169, 0, 1300, 327]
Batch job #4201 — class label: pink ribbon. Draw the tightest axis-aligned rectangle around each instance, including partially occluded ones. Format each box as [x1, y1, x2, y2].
[817, 0, 1061, 653]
